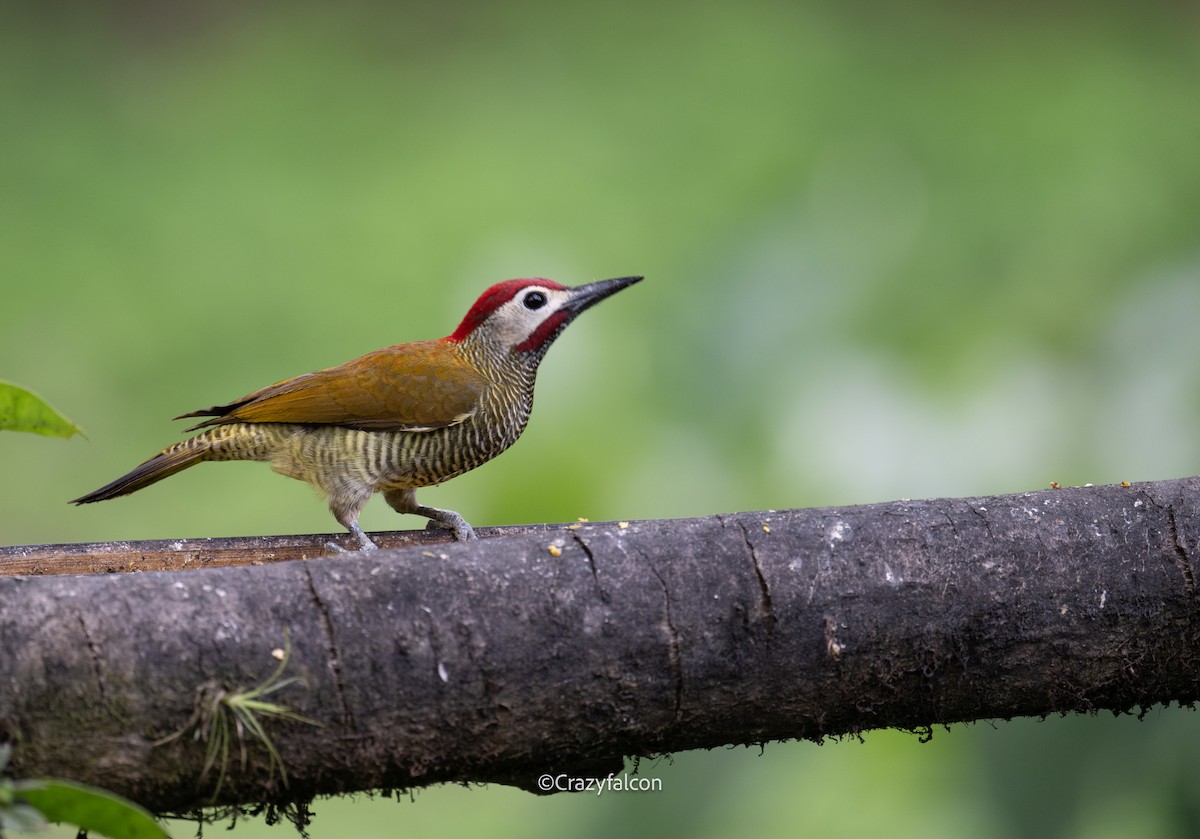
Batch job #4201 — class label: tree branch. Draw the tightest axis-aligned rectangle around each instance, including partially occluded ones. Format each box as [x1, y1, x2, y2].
[2, 478, 1199, 816]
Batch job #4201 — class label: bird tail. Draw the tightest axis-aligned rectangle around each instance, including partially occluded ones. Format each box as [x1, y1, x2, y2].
[70, 425, 275, 505]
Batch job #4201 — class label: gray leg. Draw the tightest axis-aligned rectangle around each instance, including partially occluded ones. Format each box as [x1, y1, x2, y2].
[327, 485, 378, 554]
[384, 488, 477, 541]
[349, 521, 379, 551]
[415, 504, 476, 540]
[325, 522, 379, 554]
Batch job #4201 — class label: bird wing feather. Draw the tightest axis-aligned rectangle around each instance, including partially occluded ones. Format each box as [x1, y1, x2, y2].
[177, 341, 484, 432]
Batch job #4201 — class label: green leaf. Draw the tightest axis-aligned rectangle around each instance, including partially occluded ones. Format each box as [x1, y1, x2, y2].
[0, 801, 48, 833]
[0, 381, 83, 438]
[14, 779, 170, 839]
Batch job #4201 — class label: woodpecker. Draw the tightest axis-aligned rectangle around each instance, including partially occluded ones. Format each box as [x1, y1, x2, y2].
[72, 276, 642, 551]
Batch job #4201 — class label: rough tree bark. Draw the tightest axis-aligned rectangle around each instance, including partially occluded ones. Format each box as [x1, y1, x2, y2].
[1, 477, 1199, 816]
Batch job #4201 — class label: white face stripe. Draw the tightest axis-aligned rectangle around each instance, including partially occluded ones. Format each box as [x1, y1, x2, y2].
[484, 285, 575, 351]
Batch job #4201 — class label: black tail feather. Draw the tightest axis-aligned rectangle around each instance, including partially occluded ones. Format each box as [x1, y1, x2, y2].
[71, 446, 208, 505]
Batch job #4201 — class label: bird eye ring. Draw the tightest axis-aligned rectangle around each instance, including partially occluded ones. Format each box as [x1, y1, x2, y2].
[523, 290, 548, 310]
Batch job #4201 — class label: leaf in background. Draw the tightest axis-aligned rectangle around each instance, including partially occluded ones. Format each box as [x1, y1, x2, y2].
[14, 779, 170, 839]
[0, 381, 83, 438]
[0, 800, 49, 833]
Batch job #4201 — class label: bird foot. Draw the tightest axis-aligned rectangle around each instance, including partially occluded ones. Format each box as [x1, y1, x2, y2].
[326, 523, 379, 555]
[423, 519, 477, 540]
[418, 506, 476, 541]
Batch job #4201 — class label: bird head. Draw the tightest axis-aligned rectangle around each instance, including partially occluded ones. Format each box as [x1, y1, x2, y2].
[446, 276, 642, 362]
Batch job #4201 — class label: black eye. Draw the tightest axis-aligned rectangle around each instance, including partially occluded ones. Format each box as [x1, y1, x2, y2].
[522, 290, 548, 310]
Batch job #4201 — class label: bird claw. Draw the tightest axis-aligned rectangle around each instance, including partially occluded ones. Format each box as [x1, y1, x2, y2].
[326, 540, 379, 555]
[326, 523, 379, 555]
[424, 517, 475, 540]
[423, 519, 476, 539]
[416, 506, 476, 540]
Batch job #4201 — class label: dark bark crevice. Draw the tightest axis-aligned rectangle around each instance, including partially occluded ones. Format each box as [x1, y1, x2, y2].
[300, 562, 353, 730]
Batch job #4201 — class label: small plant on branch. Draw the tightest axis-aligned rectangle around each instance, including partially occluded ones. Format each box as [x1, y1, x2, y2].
[155, 632, 320, 802]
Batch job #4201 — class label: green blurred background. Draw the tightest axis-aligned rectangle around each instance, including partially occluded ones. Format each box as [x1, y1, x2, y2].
[4, 1, 1200, 836]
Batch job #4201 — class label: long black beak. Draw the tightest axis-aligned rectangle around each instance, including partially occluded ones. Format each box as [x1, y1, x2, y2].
[565, 275, 643, 315]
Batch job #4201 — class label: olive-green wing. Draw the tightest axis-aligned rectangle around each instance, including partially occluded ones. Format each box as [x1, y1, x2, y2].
[177, 341, 484, 432]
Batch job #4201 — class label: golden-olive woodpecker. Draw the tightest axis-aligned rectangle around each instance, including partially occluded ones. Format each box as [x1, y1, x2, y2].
[72, 276, 642, 551]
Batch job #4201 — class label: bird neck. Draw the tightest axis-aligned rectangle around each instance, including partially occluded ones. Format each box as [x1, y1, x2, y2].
[450, 335, 542, 407]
